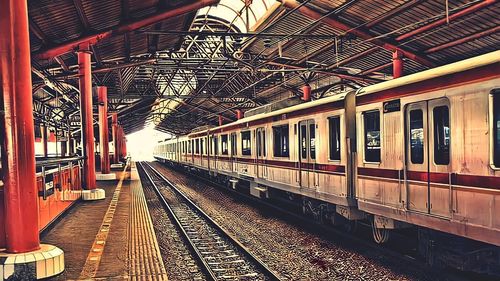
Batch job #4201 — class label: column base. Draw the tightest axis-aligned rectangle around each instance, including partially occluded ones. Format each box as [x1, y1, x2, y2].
[0, 244, 64, 280]
[81, 189, 106, 201]
[96, 172, 117, 181]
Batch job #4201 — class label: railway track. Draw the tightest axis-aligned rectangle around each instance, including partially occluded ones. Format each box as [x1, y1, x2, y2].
[137, 161, 282, 281]
[152, 162, 482, 281]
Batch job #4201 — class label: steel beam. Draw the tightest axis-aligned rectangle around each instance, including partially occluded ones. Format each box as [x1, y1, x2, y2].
[78, 43, 97, 190]
[360, 62, 392, 76]
[425, 25, 500, 53]
[365, 0, 425, 28]
[396, 0, 497, 41]
[0, 0, 40, 253]
[34, 0, 220, 60]
[279, 0, 436, 67]
[98, 86, 111, 174]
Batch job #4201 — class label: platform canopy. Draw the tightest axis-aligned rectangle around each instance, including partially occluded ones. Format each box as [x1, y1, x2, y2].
[29, 0, 499, 135]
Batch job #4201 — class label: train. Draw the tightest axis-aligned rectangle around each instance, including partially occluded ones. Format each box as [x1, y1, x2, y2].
[154, 50, 500, 275]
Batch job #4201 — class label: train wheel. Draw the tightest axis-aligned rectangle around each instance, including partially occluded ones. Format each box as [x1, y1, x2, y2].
[371, 219, 390, 244]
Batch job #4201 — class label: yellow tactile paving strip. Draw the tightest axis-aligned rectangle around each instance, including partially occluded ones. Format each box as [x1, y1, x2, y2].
[128, 166, 168, 281]
[79, 164, 129, 279]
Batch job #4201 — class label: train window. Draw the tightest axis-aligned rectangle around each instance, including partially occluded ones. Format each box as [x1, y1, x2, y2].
[494, 91, 500, 167]
[195, 139, 200, 154]
[213, 136, 218, 155]
[241, 131, 251, 155]
[273, 125, 289, 158]
[188, 140, 191, 153]
[310, 124, 316, 160]
[328, 117, 341, 161]
[221, 135, 228, 155]
[231, 133, 237, 156]
[262, 130, 266, 157]
[257, 130, 262, 157]
[201, 138, 205, 155]
[300, 125, 307, 159]
[410, 110, 424, 164]
[433, 106, 450, 165]
[364, 111, 381, 163]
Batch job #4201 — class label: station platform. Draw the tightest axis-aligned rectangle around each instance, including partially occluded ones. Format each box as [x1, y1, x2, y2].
[41, 162, 168, 280]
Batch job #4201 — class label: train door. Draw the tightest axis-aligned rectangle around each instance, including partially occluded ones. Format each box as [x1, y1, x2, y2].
[405, 98, 451, 218]
[256, 127, 268, 179]
[298, 120, 316, 189]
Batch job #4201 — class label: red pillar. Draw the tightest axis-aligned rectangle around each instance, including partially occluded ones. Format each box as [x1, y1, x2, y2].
[218, 115, 223, 126]
[98, 86, 110, 174]
[302, 84, 311, 102]
[236, 109, 243, 120]
[42, 125, 48, 157]
[0, 0, 41, 253]
[393, 50, 404, 79]
[122, 128, 127, 159]
[78, 43, 96, 190]
[111, 113, 119, 163]
[119, 126, 125, 159]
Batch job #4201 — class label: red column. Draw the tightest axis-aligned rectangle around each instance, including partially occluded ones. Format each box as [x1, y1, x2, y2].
[0, 0, 41, 253]
[78, 43, 96, 190]
[98, 86, 110, 174]
[42, 125, 48, 157]
[302, 84, 311, 102]
[118, 126, 125, 159]
[218, 115, 223, 126]
[236, 109, 243, 120]
[122, 129, 127, 159]
[393, 50, 404, 79]
[111, 113, 119, 163]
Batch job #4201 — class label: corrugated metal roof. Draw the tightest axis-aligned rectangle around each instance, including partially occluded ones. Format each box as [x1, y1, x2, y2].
[29, 0, 500, 135]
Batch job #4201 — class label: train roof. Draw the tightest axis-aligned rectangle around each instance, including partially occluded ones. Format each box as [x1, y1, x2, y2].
[187, 92, 348, 137]
[357, 50, 500, 97]
[186, 50, 500, 138]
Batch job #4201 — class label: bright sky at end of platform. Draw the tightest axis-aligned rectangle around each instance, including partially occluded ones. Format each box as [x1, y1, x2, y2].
[126, 125, 170, 161]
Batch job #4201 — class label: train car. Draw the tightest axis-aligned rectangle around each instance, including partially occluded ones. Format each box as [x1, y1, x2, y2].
[355, 51, 500, 248]
[154, 50, 500, 274]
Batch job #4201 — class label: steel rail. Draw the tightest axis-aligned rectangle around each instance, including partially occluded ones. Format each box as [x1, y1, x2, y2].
[137, 161, 283, 281]
[155, 162, 477, 281]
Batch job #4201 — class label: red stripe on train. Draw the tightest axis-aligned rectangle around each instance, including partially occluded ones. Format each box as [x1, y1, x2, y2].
[358, 167, 500, 190]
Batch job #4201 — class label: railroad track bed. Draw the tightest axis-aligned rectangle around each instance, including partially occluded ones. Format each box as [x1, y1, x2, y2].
[149, 162, 472, 281]
[137, 165, 207, 281]
[137, 162, 280, 281]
